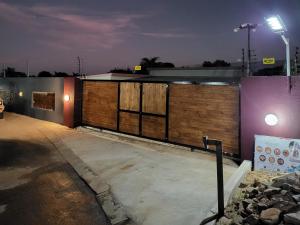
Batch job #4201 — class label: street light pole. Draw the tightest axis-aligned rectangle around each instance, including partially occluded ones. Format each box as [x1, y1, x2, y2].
[281, 34, 290, 76]
[266, 15, 290, 76]
[247, 27, 251, 76]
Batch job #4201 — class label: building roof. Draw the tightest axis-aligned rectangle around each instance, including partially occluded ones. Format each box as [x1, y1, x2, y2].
[83, 73, 145, 80]
[132, 76, 241, 84]
[148, 67, 243, 78]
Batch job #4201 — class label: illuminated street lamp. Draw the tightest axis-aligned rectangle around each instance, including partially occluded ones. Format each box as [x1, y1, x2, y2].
[266, 15, 290, 76]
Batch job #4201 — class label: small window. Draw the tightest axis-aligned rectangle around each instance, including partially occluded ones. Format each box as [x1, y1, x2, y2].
[32, 92, 55, 111]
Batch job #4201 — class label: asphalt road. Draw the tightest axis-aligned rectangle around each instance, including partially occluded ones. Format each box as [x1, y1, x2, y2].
[0, 113, 109, 225]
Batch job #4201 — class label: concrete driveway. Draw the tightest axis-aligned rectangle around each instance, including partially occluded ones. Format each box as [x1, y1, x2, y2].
[1, 113, 238, 225]
[0, 113, 108, 225]
[62, 128, 238, 225]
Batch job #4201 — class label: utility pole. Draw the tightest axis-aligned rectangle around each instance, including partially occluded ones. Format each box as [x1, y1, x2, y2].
[250, 50, 257, 74]
[2, 64, 6, 78]
[234, 23, 258, 76]
[26, 60, 30, 77]
[242, 48, 245, 75]
[77, 56, 81, 77]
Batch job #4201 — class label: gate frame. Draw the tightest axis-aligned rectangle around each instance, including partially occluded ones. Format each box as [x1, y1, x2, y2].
[81, 79, 241, 161]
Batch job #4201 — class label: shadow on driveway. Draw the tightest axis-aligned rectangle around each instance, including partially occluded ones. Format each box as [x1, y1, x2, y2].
[0, 139, 109, 225]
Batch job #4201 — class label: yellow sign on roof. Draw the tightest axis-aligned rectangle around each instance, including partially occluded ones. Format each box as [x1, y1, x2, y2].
[134, 65, 142, 71]
[263, 57, 275, 65]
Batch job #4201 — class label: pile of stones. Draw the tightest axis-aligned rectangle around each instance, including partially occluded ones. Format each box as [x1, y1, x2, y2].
[217, 172, 300, 225]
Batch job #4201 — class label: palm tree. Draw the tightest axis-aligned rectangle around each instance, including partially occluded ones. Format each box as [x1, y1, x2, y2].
[138, 57, 175, 74]
[140, 57, 160, 68]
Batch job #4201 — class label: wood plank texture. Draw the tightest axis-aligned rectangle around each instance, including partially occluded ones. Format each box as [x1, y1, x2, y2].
[142, 115, 165, 140]
[119, 112, 139, 135]
[120, 82, 140, 111]
[169, 84, 239, 154]
[142, 83, 167, 115]
[82, 81, 118, 130]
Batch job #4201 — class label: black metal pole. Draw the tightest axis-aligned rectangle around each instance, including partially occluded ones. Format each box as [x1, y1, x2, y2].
[199, 138, 224, 225]
[215, 140, 224, 217]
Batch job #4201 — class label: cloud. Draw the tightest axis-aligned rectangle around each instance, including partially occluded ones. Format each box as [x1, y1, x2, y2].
[141, 32, 196, 39]
[0, 2, 143, 49]
[0, 1, 196, 53]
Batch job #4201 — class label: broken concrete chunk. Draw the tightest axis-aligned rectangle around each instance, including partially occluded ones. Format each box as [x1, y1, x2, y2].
[281, 183, 292, 191]
[280, 190, 288, 195]
[273, 200, 297, 213]
[292, 194, 300, 202]
[258, 184, 268, 192]
[292, 185, 300, 194]
[284, 211, 300, 225]
[257, 202, 268, 212]
[244, 214, 259, 225]
[246, 203, 256, 214]
[260, 208, 281, 225]
[242, 199, 253, 209]
[264, 187, 281, 196]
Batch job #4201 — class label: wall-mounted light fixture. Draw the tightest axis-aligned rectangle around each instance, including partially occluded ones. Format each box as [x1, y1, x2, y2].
[265, 113, 279, 126]
[18, 91, 23, 97]
[64, 94, 70, 102]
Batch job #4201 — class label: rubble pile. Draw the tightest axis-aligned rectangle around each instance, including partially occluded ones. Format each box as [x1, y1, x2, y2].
[218, 172, 300, 225]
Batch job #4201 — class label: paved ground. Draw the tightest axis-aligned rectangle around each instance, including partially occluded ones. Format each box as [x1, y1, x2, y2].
[0, 113, 109, 225]
[0, 113, 239, 225]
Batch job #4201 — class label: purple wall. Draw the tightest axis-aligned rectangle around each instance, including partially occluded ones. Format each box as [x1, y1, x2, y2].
[241, 76, 300, 161]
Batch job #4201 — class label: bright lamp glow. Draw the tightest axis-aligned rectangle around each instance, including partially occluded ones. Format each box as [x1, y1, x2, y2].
[64, 94, 70, 102]
[266, 16, 286, 33]
[265, 114, 279, 126]
[18, 91, 23, 97]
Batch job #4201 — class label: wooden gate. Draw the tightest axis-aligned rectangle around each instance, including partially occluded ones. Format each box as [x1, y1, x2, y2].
[82, 80, 240, 158]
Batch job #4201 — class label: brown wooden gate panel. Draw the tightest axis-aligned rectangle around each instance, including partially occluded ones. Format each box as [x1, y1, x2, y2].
[142, 115, 165, 140]
[82, 81, 118, 130]
[168, 84, 239, 154]
[120, 82, 140, 111]
[142, 83, 167, 115]
[119, 112, 139, 135]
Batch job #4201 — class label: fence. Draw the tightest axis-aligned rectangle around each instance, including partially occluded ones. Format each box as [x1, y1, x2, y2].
[82, 80, 240, 158]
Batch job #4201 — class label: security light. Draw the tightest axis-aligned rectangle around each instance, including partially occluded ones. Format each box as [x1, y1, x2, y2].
[265, 15, 290, 76]
[266, 16, 286, 33]
[265, 114, 278, 126]
[64, 94, 70, 102]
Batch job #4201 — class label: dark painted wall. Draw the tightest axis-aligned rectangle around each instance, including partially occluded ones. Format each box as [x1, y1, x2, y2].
[0, 77, 64, 124]
[241, 76, 300, 161]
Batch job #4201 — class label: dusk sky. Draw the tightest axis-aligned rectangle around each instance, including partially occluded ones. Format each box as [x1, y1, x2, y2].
[1, 0, 300, 75]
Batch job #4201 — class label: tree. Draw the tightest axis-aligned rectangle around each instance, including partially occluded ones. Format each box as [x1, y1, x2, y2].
[5, 67, 26, 77]
[202, 61, 213, 67]
[202, 60, 231, 67]
[139, 57, 175, 74]
[38, 71, 53, 77]
[54, 72, 69, 77]
[109, 68, 133, 74]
